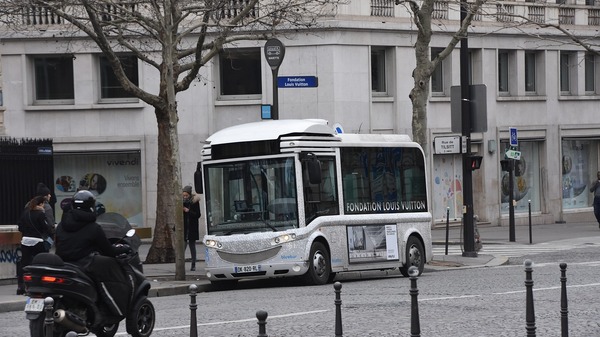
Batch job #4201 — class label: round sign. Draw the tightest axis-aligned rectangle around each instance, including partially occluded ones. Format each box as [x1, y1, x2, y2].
[264, 38, 285, 69]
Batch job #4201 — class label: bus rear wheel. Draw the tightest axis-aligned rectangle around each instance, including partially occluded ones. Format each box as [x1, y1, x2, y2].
[400, 236, 424, 277]
[301, 242, 331, 285]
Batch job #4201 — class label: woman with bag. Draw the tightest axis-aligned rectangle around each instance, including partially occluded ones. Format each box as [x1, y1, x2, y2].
[16, 195, 53, 295]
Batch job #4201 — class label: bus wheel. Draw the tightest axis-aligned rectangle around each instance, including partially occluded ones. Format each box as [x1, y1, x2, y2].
[302, 242, 331, 285]
[400, 236, 424, 277]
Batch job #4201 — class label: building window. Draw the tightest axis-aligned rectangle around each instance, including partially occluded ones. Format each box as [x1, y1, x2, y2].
[560, 52, 575, 94]
[500, 140, 541, 214]
[33, 55, 74, 104]
[498, 50, 509, 93]
[99, 54, 138, 100]
[525, 51, 537, 93]
[561, 139, 598, 210]
[219, 48, 261, 97]
[585, 52, 596, 93]
[431, 48, 444, 94]
[371, 47, 387, 95]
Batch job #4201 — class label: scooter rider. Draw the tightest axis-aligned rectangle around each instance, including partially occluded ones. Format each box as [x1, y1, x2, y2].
[55, 190, 132, 318]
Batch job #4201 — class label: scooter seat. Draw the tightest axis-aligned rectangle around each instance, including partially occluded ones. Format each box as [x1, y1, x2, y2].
[32, 253, 64, 266]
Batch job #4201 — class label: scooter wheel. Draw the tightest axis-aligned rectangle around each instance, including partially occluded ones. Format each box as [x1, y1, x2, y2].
[126, 297, 155, 337]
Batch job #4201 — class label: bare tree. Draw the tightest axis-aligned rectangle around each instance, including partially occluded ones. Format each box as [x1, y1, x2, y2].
[396, 0, 485, 150]
[0, 0, 343, 280]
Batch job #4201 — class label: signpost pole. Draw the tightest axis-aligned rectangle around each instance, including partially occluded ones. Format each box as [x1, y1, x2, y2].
[508, 127, 518, 242]
[460, 0, 477, 257]
[264, 39, 285, 120]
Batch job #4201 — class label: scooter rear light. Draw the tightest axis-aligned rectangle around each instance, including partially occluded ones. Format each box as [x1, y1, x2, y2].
[41, 275, 67, 284]
[23, 274, 33, 282]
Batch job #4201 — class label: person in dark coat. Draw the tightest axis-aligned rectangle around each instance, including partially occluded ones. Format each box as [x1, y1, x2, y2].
[36, 182, 55, 230]
[183, 185, 201, 271]
[55, 190, 131, 317]
[16, 195, 53, 295]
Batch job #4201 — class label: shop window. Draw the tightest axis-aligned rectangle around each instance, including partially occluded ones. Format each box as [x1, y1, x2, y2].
[500, 140, 541, 214]
[33, 55, 74, 104]
[54, 151, 143, 224]
[99, 54, 139, 101]
[371, 46, 388, 95]
[219, 48, 262, 98]
[562, 139, 599, 210]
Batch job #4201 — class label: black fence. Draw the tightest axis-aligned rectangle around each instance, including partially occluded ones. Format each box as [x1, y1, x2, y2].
[0, 137, 54, 225]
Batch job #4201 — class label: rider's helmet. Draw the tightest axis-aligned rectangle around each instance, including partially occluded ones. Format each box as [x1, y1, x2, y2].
[71, 190, 96, 213]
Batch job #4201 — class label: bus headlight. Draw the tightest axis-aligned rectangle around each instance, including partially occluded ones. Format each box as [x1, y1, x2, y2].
[205, 239, 222, 249]
[272, 233, 296, 245]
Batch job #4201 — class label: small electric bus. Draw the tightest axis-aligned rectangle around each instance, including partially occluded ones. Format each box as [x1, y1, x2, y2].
[195, 119, 432, 286]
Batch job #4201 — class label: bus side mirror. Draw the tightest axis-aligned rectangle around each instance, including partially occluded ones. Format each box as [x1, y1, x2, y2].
[194, 162, 203, 193]
[307, 156, 322, 185]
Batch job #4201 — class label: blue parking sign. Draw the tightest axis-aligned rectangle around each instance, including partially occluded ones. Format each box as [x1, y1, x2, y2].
[509, 127, 518, 146]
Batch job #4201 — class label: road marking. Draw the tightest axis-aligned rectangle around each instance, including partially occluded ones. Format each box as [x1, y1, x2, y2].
[418, 283, 600, 302]
[117, 309, 329, 335]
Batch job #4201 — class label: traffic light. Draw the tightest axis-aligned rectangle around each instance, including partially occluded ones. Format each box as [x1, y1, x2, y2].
[469, 155, 483, 170]
[515, 159, 523, 176]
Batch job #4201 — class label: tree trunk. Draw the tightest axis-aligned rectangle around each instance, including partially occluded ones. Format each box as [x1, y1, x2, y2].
[145, 106, 185, 281]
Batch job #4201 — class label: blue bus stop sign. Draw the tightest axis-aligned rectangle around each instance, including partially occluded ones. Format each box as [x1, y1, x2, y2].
[509, 127, 518, 146]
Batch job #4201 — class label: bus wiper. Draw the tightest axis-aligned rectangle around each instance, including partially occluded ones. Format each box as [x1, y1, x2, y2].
[263, 220, 277, 232]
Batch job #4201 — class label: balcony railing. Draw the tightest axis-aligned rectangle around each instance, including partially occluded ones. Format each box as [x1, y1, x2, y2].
[218, 0, 258, 19]
[101, 2, 138, 22]
[371, 0, 395, 17]
[433, 1, 449, 20]
[559, 7, 575, 24]
[496, 4, 515, 22]
[589, 8, 600, 24]
[22, 5, 61, 25]
[528, 5, 545, 23]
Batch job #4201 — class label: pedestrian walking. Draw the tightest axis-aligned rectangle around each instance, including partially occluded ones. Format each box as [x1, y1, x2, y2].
[183, 185, 201, 271]
[16, 195, 53, 295]
[589, 171, 600, 228]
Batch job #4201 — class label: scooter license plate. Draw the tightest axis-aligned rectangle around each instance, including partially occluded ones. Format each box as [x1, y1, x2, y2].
[24, 298, 45, 312]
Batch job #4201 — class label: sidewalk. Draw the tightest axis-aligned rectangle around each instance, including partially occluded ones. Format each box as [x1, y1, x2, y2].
[2, 220, 597, 313]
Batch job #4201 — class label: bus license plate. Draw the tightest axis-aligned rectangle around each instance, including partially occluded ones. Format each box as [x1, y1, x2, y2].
[234, 265, 261, 273]
[24, 298, 45, 312]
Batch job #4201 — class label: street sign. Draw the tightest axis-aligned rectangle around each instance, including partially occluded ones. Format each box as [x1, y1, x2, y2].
[277, 76, 318, 88]
[434, 136, 461, 154]
[509, 127, 518, 146]
[506, 149, 521, 160]
[264, 38, 285, 70]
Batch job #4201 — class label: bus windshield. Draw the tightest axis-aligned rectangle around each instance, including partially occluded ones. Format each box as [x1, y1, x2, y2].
[204, 157, 298, 235]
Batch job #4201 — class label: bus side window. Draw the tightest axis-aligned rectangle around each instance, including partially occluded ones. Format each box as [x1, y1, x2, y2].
[303, 157, 339, 224]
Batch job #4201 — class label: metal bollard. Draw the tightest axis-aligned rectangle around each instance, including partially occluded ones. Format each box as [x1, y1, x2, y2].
[560, 263, 568, 337]
[445, 207, 450, 255]
[189, 284, 198, 337]
[408, 266, 421, 337]
[528, 200, 532, 244]
[44, 297, 54, 337]
[256, 310, 268, 337]
[524, 260, 536, 337]
[334, 282, 343, 337]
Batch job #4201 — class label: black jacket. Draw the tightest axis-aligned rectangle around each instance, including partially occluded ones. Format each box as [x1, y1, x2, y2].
[183, 197, 201, 241]
[55, 209, 117, 262]
[17, 209, 51, 239]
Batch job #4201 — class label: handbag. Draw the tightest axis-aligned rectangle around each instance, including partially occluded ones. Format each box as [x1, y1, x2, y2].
[43, 236, 54, 251]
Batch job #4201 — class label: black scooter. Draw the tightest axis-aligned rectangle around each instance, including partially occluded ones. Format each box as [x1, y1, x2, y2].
[23, 214, 155, 337]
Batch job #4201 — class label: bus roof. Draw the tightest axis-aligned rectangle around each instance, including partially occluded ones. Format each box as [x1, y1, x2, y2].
[206, 119, 336, 145]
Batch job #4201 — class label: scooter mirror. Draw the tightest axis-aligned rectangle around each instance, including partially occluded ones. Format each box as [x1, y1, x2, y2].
[126, 229, 136, 238]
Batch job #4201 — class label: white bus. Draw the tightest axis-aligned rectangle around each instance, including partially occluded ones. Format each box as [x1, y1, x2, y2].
[195, 119, 432, 286]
